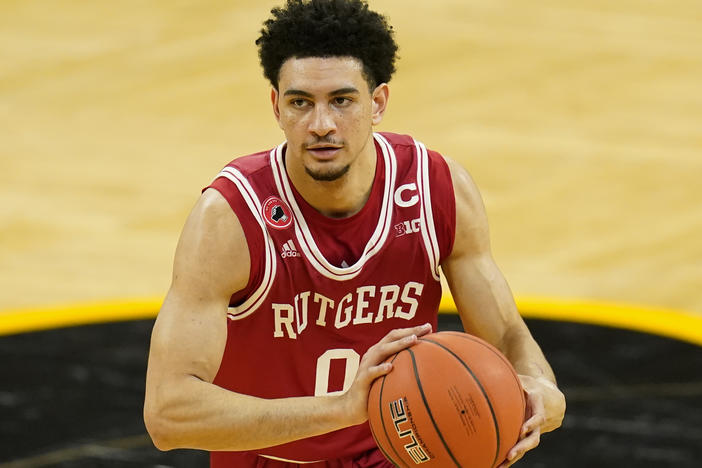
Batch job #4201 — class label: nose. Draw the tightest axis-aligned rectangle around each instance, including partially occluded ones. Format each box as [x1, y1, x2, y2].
[308, 104, 336, 138]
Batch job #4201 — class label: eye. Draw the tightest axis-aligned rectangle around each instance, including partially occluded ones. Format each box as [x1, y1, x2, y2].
[333, 97, 351, 106]
[290, 99, 309, 108]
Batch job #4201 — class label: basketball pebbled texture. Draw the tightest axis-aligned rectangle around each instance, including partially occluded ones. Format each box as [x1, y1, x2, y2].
[368, 331, 526, 468]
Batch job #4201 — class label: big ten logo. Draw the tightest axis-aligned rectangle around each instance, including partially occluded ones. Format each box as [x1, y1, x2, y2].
[390, 398, 432, 464]
[395, 218, 421, 237]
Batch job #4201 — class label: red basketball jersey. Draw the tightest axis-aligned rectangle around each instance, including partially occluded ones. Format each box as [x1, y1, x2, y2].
[206, 132, 456, 466]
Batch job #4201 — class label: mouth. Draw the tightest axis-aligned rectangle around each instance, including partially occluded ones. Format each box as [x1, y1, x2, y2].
[306, 145, 343, 160]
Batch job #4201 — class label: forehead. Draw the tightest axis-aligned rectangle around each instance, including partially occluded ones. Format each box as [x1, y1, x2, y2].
[278, 56, 367, 94]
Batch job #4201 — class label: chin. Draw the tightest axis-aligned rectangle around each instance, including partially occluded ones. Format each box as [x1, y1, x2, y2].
[304, 163, 351, 182]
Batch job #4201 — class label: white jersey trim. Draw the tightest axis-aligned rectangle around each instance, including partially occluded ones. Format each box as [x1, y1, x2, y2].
[269, 133, 398, 281]
[259, 455, 325, 464]
[415, 140, 442, 281]
[215, 167, 277, 320]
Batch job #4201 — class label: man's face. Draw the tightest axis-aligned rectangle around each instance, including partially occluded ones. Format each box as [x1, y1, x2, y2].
[272, 56, 387, 182]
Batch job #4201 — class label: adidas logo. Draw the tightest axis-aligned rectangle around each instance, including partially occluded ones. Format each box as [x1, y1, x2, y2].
[281, 239, 301, 259]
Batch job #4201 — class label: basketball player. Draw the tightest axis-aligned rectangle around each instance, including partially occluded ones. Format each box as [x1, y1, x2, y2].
[144, 1, 565, 467]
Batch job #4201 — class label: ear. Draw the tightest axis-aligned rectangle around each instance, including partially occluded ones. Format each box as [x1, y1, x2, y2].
[271, 88, 283, 129]
[371, 83, 390, 126]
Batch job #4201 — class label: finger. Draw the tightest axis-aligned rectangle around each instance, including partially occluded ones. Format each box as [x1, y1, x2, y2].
[381, 323, 432, 344]
[521, 412, 545, 438]
[521, 393, 545, 436]
[498, 449, 525, 468]
[369, 332, 420, 364]
[365, 361, 393, 380]
[414, 322, 433, 336]
[497, 450, 524, 468]
[365, 324, 432, 362]
[359, 324, 433, 383]
[506, 429, 541, 464]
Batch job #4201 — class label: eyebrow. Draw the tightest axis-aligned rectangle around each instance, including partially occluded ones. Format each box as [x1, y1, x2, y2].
[283, 87, 360, 97]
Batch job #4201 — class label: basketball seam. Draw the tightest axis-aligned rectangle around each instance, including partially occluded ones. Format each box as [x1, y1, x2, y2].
[420, 338, 502, 468]
[439, 332, 526, 410]
[408, 348, 463, 468]
[369, 422, 401, 468]
[378, 353, 410, 468]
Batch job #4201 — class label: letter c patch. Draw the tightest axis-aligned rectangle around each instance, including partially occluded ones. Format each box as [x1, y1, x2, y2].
[394, 183, 419, 208]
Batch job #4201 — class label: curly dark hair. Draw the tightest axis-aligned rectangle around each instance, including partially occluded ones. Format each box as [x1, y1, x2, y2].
[256, 0, 398, 90]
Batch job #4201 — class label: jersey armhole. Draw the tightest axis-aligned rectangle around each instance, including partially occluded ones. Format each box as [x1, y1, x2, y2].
[426, 150, 457, 262]
[204, 179, 264, 306]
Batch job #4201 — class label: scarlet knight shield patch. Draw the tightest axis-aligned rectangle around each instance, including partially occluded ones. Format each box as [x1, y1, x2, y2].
[262, 196, 293, 230]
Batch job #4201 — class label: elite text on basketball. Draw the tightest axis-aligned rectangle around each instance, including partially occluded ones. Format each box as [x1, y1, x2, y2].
[390, 397, 432, 464]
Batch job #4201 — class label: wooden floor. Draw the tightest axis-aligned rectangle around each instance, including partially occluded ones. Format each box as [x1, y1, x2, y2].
[1, 0, 701, 313]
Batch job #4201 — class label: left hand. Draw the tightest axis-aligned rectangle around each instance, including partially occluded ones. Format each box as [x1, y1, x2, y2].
[497, 375, 566, 467]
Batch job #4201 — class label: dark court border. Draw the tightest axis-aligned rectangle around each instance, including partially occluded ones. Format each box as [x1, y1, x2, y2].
[1, 299, 701, 467]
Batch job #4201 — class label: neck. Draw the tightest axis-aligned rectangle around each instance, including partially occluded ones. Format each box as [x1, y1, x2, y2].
[286, 135, 378, 218]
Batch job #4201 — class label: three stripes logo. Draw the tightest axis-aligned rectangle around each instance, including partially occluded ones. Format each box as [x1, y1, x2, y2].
[280, 239, 301, 259]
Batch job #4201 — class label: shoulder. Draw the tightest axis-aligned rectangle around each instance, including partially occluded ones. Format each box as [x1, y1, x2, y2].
[227, 149, 275, 174]
[206, 148, 280, 215]
[179, 188, 236, 233]
[378, 132, 453, 179]
[172, 189, 250, 298]
[377, 131, 415, 147]
[379, 132, 450, 169]
[442, 157, 491, 258]
[212, 148, 276, 185]
[195, 188, 245, 229]
[444, 157, 484, 214]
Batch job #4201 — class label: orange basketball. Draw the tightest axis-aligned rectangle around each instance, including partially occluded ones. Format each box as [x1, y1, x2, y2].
[368, 331, 526, 468]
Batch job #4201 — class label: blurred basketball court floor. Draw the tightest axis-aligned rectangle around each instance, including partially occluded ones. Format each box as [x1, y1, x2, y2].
[1, 0, 701, 466]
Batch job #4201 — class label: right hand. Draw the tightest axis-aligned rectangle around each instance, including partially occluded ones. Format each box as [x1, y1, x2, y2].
[340, 323, 433, 425]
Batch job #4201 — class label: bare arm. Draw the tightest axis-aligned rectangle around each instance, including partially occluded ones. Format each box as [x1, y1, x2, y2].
[440, 158, 565, 466]
[441, 159, 554, 381]
[144, 189, 430, 451]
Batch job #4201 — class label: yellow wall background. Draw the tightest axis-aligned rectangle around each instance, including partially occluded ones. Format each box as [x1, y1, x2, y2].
[1, 1, 701, 315]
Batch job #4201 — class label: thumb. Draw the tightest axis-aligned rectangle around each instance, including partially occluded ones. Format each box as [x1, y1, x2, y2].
[362, 361, 393, 384]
